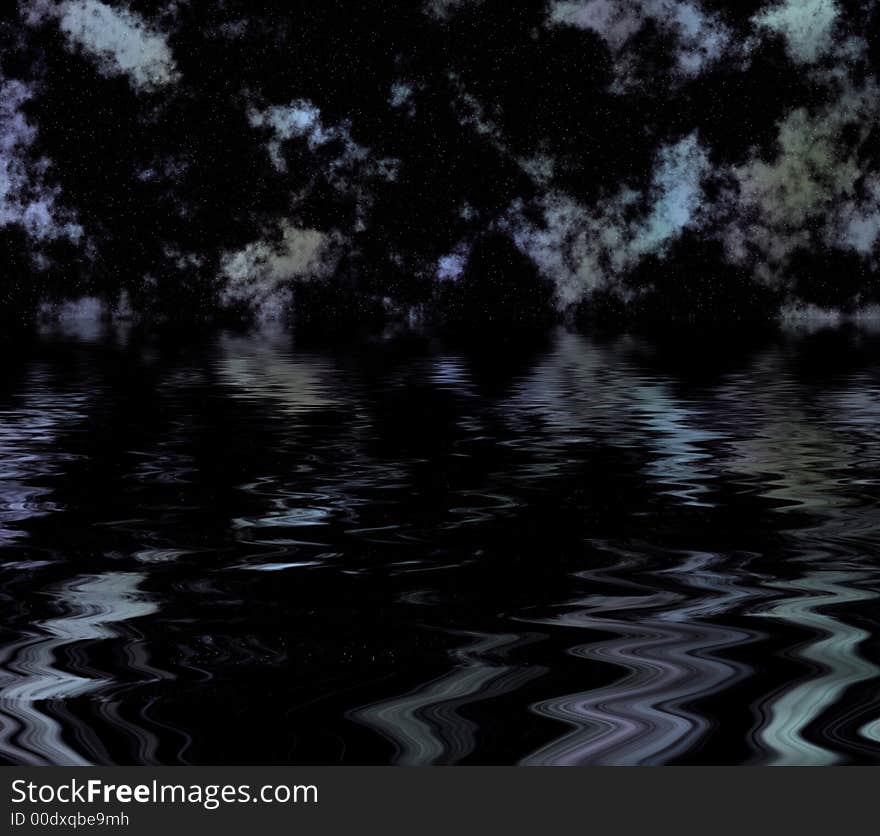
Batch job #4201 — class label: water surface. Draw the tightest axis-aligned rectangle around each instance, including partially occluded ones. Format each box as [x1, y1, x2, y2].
[2, 326, 880, 765]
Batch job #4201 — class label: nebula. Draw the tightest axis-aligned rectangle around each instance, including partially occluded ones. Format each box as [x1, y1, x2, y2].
[0, 1, 878, 328]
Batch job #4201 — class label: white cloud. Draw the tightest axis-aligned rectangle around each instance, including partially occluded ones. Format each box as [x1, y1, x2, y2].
[719, 70, 879, 283]
[505, 133, 710, 307]
[548, 0, 734, 89]
[778, 301, 843, 329]
[219, 222, 341, 317]
[831, 176, 880, 256]
[777, 301, 880, 332]
[425, 0, 483, 20]
[752, 0, 839, 64]
[248, 100, 334, 170]
[389, 82, 414, 109]
[25, 0, 178, 91]
[248, 98, 399, 229]
[1, 76, 82, 241]
[638, 134, 710, 253]
[436, 242, 471, 281]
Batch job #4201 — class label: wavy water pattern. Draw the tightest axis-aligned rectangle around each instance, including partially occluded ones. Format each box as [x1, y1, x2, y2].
[1, 329, 880, 764]
[521, 550, 761, 765]
[755, 571, 878, 766]
[0, 573, 160, 765]
[352, 632, 543, 765]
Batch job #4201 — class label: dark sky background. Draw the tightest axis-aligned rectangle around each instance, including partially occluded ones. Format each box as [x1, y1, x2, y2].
[1, 1, 879, 331]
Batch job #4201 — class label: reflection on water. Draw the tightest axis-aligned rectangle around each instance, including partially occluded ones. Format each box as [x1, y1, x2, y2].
[0, 367, 90, 544]
[520, 547, 760, 766]
[757, 571, 877, 766]
[1, 327, 880, 764]
[0, 573, 159, 765]
[351, 631, 543, 766]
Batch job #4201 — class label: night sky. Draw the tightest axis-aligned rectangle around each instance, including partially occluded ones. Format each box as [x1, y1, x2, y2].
[2, 1, 879, 330]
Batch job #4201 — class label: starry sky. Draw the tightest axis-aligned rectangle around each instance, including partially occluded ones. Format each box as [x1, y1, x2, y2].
[1, 1, 879, 330]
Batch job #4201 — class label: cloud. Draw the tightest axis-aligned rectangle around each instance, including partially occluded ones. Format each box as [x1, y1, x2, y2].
[436, 242, 471, 281]
[830, 176, 880, 257]
[248, 100, 335, 170]
[548, 0, 734, 89]
[248, 98, 399, 228]
[219, 222, 341, 318]
[752, 0, 839, 64]
[777, 301, 880, 333]
[389, 81, 416, 118]
[0, 76, 82, 241]
[504, 133, 710, 307]
[719, 68, 879, 283]
[25, 0, 178, 91]
[6, 0, 880, 325]
[425, 0, 483, 20]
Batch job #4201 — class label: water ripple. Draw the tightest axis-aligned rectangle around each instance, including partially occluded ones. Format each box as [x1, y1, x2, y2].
[2, 329, 880, 763]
